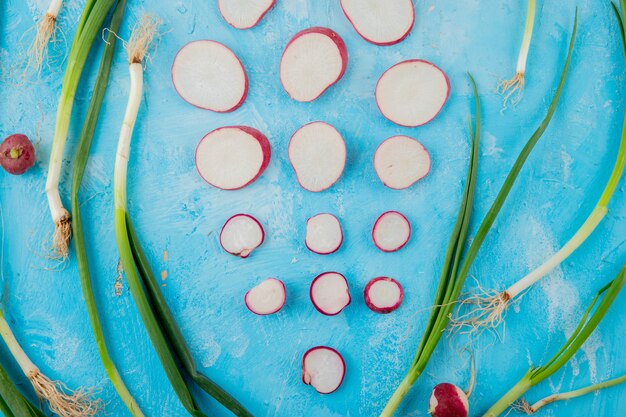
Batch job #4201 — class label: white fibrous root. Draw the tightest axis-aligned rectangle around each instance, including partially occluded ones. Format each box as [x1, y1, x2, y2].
[29, 370, 102, 417]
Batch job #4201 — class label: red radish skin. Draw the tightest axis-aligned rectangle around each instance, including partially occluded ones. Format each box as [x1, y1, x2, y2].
[364, 277, 404, 313]
[372, 211, 411, 252]
[172, 40, 248, 112]
[310, 272, 351, 316]
[428, 383, 469, 417]
[0, 134, 35, 175]
[340, 0, 414, 46]
[244, 278, 286, 315]
[219, 214, 265, 258]
[280, 28, 348, 102]
[218, 0, 276, 29]
[375, 59, 450, 127]
[305, 213, 343, 255]
[374, 136, 431, 190]
[195, 126, 271, 190]
[302, 346, 346, 394]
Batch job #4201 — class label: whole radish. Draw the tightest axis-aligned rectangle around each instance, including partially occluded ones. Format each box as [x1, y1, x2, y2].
[0, 134, 36, 175]
[428, 383, 469, 417]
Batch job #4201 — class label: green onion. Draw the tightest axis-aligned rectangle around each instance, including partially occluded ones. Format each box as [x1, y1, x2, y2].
[0, 360, 45, 417]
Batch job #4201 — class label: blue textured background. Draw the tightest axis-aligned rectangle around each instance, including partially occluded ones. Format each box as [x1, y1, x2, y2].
[1, 1, 625, 416]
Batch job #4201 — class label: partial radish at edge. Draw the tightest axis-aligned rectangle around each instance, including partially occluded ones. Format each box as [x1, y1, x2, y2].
[340, 0, 414, 46]
[306, 213, 343, 254]
[372, 211, 411, 252]
[245, 278, 286, 315]
[302, 346, 346, 394]
[310, 272, 351, 316]
[218, 0, 276, 29]
[428, 383, 470, 417]
[374, 136, 431, 189]
[220, 214, 265, 258]
[364, 277, 404, 313]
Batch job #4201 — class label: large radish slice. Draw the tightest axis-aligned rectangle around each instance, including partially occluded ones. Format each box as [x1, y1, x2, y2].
[302, 346, 346, 394]
[280, 28, 348, 102]
[374, 136, 431, 189]
[340, 0, 414, 46]
[245, 278, 286, 315]
[364, 277, 404, 313]
[218, 0, 275, 29]
[196, 126, 271, 190]
[372, 211, 411, 252]
[375, 59, 450, 127]
[289, 122, 346, 192]
[306, 213, 343, 255]
[310, 272, 351, 316]
[220, 214, 264, 258]
[172, 40, 248, 112]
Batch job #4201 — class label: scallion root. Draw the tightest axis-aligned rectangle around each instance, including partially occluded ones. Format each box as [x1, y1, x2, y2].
[127, 15, 160, 64]
[498, 72, 525, 108]
[29, 370, 102, 417]
[452, 289, 511, 335]
[27, 13, 57, 75]
[52, 209, 71, 260]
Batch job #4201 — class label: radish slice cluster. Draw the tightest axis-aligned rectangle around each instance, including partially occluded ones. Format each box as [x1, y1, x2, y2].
[306, 214, 343, 255]
[220, 214, 264, 258]
[218, 0, 275, 29]
[195, 126, 271, 190]
[172, 40, 248, 112]
[376, 59, 450, 127]
[245, 278, 286, 315]
[374, 136, 431, 189]
[289, 122, 346, 192]
[310, 272, 351, 316]
[364, 277, 404, 313]
[280, 28, 348, 102]
[429, 383, 470, 417]
[302, 346, 346, 394]
[340, 0, 414, 46]
[372, 211, 411, 252]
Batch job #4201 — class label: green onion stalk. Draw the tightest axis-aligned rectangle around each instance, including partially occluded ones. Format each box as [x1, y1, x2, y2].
[0, 360, 46, 417]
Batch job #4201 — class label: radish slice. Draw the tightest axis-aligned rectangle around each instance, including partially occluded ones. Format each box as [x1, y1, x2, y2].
[429, 383, 469, 417]
[310, 272, 351, 316]
[220, 214, 264, 258]
[172, 40, 248, 112]
[280, 28, 348, 102]
[374, 136, 431, 190]
[218, 0, 275, 29]
[195, 126, 271, 190]
[245, 278, 286, 315]
[288, 122, 346, 192]
[364, 277, 404, 313]
[375, 59, 450, 127]
[372, 211, 411, 252]
[302, 346, 346, 394]
[340, 0, 414, 46]
[306, 213, 343, 255]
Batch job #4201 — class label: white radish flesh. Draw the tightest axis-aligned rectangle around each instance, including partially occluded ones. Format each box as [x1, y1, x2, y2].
[306, 213, 343, 255]
[172, 40, 248, 112]
[280, 28, 348, 102]
[302, 346, 346, 394]
[196, 126, 271, 190]
[364, 277, 404, 313]
[245, 278, 286, 315]
[340, 0, 414, 46]
[220, 214, 265, 258]
[372, 211, 411, 252]
[429, 383, 469, 417]
[376, 59, 450, 127]
[310, 272, 351, 316]
[374, 136, 431, 190]
[218, 0, 275, 29]
[289, 122, 346, 192]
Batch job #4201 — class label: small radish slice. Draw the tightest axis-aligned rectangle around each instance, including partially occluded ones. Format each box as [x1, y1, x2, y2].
[364, 277, 404, 313]
[429, 383, 469, 417]
[310, 272, 351, 316]
[218, 0, 275, 29]
[302, 346, 346, 394]
[289, 122, 346, 192]
[375, 59, 450, 127]
[374, 136, 431, 190]
[372, 211, 411, 252]
[306, 213, 343, 255]
[340, 0, 414, 46]
[220, 214, 264, 258]
[245, 278, 286, 315]
[172, 40, 248, 112]
[280, 28, 348, 102]
[196, 126, 271, 190]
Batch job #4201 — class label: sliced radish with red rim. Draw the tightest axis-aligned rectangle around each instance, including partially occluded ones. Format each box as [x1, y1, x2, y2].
[372, 211, 411, 252]
[306, 213, 343, 255]
[220, 214, 264, 258]
[302, 346, 346, 394]
[374, 136, 430, 190]
[218, 0, 275, 29]
[340, 0, 414, 46]
[280, 28, 348, 102]
[429, 383, 469, 417]
[364, 277, 404, 313]
[172, 40, 248, 112]
[245, 278, 286, 315]
[310, 272, 351, 316]
[376, 59, 450, 127]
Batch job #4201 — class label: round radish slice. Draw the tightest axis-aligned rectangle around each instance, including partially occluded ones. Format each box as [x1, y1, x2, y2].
[310, 272, 351, 316]
[218, 0, 275, 29]
[306, 213, 343, 255]
[280, 28, 348, 102]
[196, 126, 271, 190]
[220, 214, 264, 258]
[172, 40, 248, 112]
[375, 59, 450, 127]
[340, 0, 414, 46]
[302, 346, 346, 394]
[289, 122, 346, 192]
[374, 136, 431, 190]
[245, 278, 286, 315]
[372, 211, 411, 252]
[364, 277, 404, 313]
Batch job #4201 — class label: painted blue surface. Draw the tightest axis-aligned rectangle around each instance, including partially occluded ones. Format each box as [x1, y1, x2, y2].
[1, 1, 625, 416]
